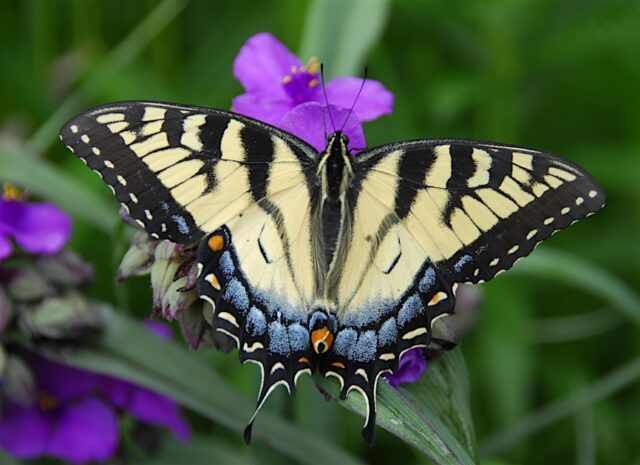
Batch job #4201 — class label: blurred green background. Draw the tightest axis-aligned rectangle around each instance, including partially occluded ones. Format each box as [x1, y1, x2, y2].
[1, 1, 639, 464]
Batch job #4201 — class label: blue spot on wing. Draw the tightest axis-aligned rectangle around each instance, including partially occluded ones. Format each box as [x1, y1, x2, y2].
[246, 306, 267, 336]
[268, 321, 290, 355]
[454, 254, 472, 272]
[334, 328, 358, 357]
[378, 317, 398, 346]
[223, 278, 249, 311]
[354, 330, 377, 362]
[419, 267, 436, 293]
[171, 214, 189, 234]
[398, 294, 423, 326]
[218, 251, 235, 278]
[288, 323, 309, 352]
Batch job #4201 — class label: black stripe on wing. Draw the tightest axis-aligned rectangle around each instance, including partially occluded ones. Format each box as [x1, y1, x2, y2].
[60, 104, 202, 242]
[355, 139, 606, 284]
[60, 101, 318, 243]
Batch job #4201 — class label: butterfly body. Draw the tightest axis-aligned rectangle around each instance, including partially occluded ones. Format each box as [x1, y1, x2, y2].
[61, 101, 605, 444]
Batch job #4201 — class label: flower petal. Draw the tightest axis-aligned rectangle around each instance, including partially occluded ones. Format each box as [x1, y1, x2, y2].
[47, 397, 119, 465]
[143, 319, 173, 340]
[31, 355, 103, 402]
[231, 92, 293, 125]
[325, 77, 394, 122]
[0, 401, 51, 460]
[279, 102, 366, 152]
[1, 200, 72, 255]
[385, 348, 427, 386]
[233, 32, 301, 97]
[0, 234, 12, 260]
[126, 387, 191, 440]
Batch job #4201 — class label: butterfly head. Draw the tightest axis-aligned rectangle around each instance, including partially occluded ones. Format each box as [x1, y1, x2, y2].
[320, 131, 353, 201]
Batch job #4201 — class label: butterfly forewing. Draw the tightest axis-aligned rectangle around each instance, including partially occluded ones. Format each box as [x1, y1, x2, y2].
[60, 101, 316, 243]
[349, 139, 605, 285]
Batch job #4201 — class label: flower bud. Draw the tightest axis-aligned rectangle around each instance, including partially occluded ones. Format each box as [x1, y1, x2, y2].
[150, 241, 182, 316]
[177, 302, 206, 349]
[35, 250, 94, 287]
[17, 290, 102, 338]
[1, 355, 35, 407]
[117, 231, 157, 281]
[6, 266, 55, 302]
[161, 276, 197, 320]
[0, 287, 13, 332]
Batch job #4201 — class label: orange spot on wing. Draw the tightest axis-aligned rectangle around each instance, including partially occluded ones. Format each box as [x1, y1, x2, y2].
[208, 234, 224, 252]
[331, 362, 345, 369]
[428, 291, 447, 306]
[298, 357, 310, 364]
[206, 273, 221, 290]
[311, 326, 335, 354]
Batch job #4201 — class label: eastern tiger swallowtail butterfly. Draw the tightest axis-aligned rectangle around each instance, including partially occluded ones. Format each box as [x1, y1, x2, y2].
[60, 101, 605, 444]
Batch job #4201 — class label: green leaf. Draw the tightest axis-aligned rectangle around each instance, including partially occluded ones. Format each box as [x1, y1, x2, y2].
[0, 449, 20, 465]
[140, 436, 256, 465]
[46, 306, 363, 465]
[28, 0, 190, 153]
[317, 349, 477, 465]
[479, 356, 640, 458]
[299, 0, 390, 77]
[0, 144, 117, 232]
[510, 248, 640, 327]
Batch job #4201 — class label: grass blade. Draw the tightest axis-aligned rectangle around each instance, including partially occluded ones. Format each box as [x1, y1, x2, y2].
[317, 349, 477, 465]
[511, 248, 640, 327]
[299, 0, 390, 77]
[28, 0, 190, 153]
[479, 356, 640, 457]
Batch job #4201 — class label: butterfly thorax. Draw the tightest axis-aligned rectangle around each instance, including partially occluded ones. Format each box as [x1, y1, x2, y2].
[319, 131, 352, 202]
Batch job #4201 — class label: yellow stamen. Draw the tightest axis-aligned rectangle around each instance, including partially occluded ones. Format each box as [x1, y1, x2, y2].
[282, 75, 292, 84]
[291, 65, 298, 74]
[2, 182, 22, 200]
[307, 57, 320, 74]
[308, 79, 319, 88]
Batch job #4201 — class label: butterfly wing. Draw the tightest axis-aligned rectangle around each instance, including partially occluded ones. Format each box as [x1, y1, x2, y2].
[60, 102, 321, 439]
[60, 101, 316, 243]
[324, 139, 605, 442]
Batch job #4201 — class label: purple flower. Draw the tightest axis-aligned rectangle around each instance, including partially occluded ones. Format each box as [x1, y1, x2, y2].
[232, 32, 393, 151]
[0, 323, 190, 464]
[385, 348, 427, 387]
[0, 196, 71, 260]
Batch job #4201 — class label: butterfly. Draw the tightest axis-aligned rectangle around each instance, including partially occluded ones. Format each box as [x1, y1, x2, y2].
[60, 101, 605, 444]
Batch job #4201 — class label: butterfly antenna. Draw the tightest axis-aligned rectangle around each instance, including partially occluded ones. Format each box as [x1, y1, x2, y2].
[340, 66, 368, 132]
[321, 105, 328, 142]
[320, 63, 336, 133]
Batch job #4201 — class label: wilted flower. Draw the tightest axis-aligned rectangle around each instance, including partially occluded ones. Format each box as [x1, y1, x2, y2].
[232, 32, 393, 151]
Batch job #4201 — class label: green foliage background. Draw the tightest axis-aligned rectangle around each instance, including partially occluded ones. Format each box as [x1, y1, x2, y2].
[1, 1, 639, 464]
